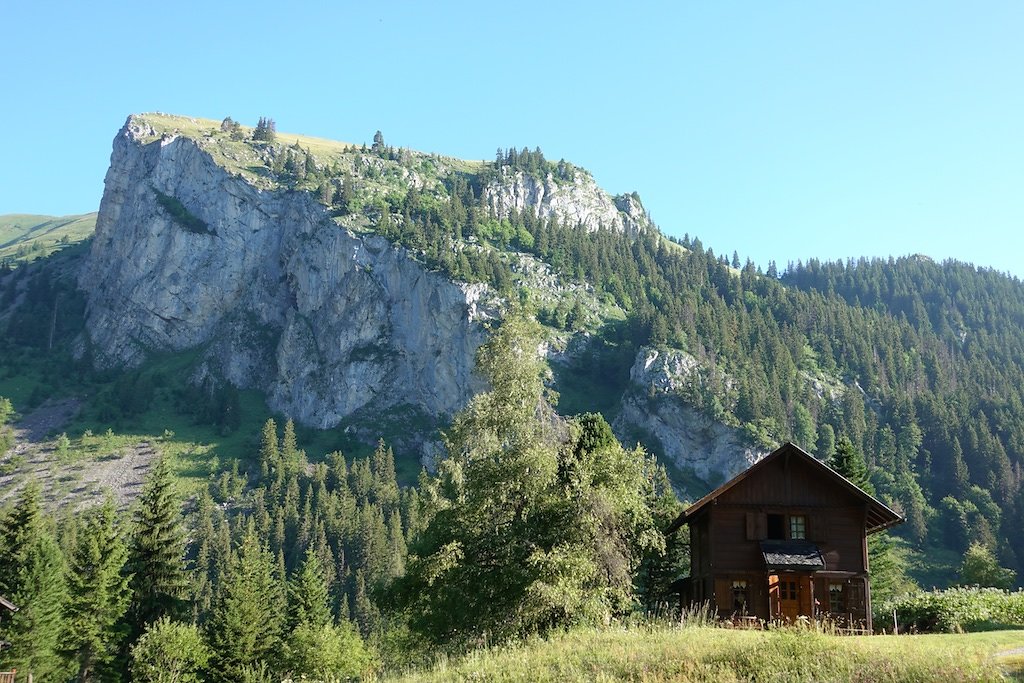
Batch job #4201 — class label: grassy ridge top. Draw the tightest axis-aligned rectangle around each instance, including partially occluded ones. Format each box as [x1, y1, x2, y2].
[130, 112, 485, 187]
[0, 212, 97, 265]
[131, 112, 358, 158]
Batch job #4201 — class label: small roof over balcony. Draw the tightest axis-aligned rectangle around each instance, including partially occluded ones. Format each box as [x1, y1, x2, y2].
[761, 539, 825, 571]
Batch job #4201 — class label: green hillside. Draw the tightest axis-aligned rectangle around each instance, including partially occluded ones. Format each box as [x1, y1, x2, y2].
[0, 212, 97, 265]
[3, 116, 1024, 681]
[3, 118, 1024, 588]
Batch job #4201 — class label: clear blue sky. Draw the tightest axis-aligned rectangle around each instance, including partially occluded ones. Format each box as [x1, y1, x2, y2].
[3, 1, 1023, 277]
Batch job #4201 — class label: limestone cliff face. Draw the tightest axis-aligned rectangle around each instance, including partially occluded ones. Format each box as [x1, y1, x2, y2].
[613, 347, 767, 494]
[78, 114, 758, 489]
[483, 167, 650, 235]
[80, 117, 489, 428]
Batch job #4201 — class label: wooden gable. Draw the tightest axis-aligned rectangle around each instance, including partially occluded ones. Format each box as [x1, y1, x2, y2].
[666, 442, 903, 535]
[715, 447, 865, 509]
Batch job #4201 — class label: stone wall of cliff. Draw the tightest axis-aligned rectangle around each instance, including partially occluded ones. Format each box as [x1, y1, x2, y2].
[482, 167, 651, 236]
[79, 116, 490, 429]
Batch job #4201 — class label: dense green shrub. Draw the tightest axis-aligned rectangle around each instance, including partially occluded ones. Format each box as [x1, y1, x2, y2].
[153, 189, 211, 234]
[878, 586, 1024, 633]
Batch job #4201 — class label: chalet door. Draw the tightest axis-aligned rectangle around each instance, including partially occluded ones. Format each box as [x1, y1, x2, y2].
[768, 574, 809, 622]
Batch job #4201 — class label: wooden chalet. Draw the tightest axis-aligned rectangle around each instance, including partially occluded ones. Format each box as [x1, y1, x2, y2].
[667, 442, 903, 631]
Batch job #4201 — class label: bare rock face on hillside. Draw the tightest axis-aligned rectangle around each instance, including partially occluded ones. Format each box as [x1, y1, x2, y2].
[76, 114, 757, 490]
[79, 116, 491, 429]
[613, 347, 767, 495]
[483, 167, 651, 236]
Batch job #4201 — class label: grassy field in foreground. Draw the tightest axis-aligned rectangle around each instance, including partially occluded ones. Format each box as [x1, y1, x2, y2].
[382, 626, 1024, 683]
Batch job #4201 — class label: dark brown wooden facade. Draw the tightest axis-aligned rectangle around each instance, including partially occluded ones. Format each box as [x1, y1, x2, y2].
[667, 443, 903, 631]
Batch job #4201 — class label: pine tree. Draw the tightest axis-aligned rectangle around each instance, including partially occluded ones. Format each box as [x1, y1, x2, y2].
[831, 435, 916, 601]
[189, 492, 217, 622]
[125, 456, 188, 641]
[259, 418, 279, 481]
[281, 418, 302, 475]
[351, 570, 378, 637]
[831, 435, 873, 493]
[288, 547, 332, 632]
[63, 498, 131, 682]
[370, 439, 399, 509]
[392, 313, 661, 647]
[371, 130, 385, 155]
[206, 522, 284, 682]
[253, 117, 276, 143]
[0, 483, 69, 680]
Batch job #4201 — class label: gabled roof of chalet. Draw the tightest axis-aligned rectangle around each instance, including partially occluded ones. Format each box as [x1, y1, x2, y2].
[0, 595, 17, 612]
[666, 442, 904, 536]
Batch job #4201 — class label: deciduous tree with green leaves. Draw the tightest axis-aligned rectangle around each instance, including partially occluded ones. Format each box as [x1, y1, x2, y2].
[959, 542, 1017, 589]
[391, 312, 662, 647]
[129, 617, 210, 683]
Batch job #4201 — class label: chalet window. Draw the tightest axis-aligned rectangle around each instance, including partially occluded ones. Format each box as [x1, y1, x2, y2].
[767, 514, 785, 540]
[789, 515, 807, 540]
[829, 583, 845, 613]
[781, 579, 798, 601]
[731, 580, 749, 614]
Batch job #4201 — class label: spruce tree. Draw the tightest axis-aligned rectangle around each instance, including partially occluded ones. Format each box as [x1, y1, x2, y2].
[0, 483, 70, 680]
[281, 418, 302, 475]
[259, 418, 279, 481]
[125, 456, 187, 641]
[831, 435, 873, 493]
[63, 498, 131, 682]
[206, 521, 283, 682]
[288, 547, 331, 632]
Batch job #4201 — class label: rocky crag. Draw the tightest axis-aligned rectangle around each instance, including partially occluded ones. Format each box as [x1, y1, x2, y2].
[79, 116, 493, 431]
[77, 113, 762, 489]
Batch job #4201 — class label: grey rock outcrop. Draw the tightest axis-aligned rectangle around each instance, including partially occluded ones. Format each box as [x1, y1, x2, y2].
[79, 116, 490, 429]
[613, 347, 766, 495]
[483, 168, 649, 236]
[77, 113, 763, 489]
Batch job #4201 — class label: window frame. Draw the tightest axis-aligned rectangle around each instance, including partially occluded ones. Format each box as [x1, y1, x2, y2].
[789, 514, 807, 540]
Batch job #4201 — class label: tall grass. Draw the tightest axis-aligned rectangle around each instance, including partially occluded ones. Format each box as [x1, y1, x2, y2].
[380, 624, 1024, 682]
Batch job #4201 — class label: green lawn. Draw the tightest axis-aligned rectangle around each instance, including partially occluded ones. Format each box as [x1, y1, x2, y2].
[380, 625, 1024, 682]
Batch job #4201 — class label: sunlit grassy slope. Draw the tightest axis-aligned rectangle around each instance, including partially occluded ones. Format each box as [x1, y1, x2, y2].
[0, 213, 96, 264]
[130, 112, 485, 189]
[382, 626, 1024, 683]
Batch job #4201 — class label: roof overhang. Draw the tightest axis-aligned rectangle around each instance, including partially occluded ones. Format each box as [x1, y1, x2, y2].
[666, 442, 905, 535]
[0, 595, 18, 612]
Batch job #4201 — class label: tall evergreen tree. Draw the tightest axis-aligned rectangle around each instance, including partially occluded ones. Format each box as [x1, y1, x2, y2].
[126, 456, 188, 641]
[831, 435, 915, 602]
[0, 483, 70, 680]
[63, 498, 131, 682]
[206, 521, 283, 682]
[287, 547, 331, 632]
[831, 435, 872, 493]
[259, 418, 279, 481]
